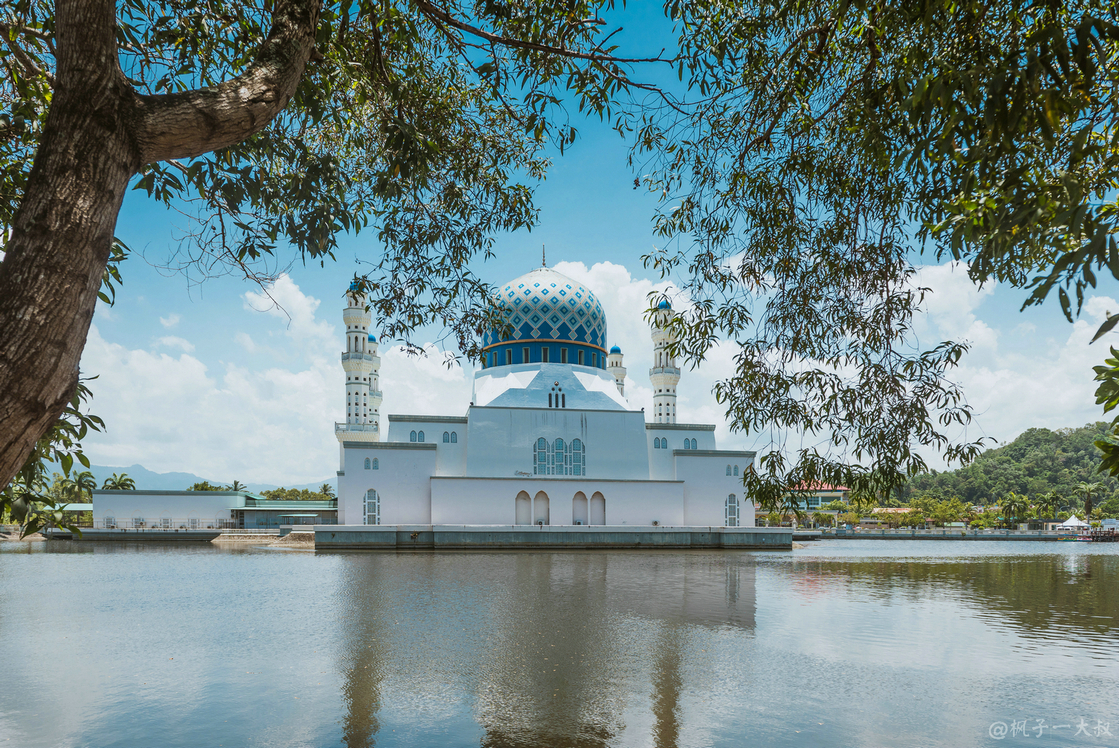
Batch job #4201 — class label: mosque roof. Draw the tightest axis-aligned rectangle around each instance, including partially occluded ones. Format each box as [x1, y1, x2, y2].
[482, 267, 607, 351]
[473, 363, 634, 411]
[610, 345, 622, 354]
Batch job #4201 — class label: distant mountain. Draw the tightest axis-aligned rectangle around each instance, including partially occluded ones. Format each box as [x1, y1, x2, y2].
[71, 463, 335, 494]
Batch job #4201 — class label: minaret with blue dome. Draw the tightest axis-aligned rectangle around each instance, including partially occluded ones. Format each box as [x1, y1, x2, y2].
[337, 282, 381, 444]
[606, 345, 626, 395]
[649, 299, 680, 424]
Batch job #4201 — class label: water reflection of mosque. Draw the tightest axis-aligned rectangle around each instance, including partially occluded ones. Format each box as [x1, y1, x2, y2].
[336, 553, 756, 748]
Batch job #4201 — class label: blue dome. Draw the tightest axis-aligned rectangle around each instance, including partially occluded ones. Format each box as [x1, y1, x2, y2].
[483, 268, 608, 352]
[367, 334, 377, 342]
[348, 280, 360, 292]
[610, 345, 621, 354]
[657, 299, 672, 309]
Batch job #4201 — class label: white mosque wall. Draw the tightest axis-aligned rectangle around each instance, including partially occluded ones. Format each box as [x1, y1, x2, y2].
[385, 416, 468, 477]
[674, 451, 757, 526]
[646, 424, 718, 480]
[464, 406, 650, 479]
[92, 490, 243, 527]
[339, 442, 437, 525]
[430, 477, 686, 526]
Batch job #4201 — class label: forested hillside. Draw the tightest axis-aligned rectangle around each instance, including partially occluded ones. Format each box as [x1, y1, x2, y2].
[904, 422, 1119, 511]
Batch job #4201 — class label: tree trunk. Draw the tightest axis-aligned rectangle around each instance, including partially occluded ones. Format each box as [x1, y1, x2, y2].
[0, 0, 320, 489]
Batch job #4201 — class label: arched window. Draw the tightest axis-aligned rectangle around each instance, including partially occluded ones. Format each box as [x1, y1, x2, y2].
[364, 457, 371, 470]
[450, 431, 457, 443]
[410, 430, 417, 442]
[418, 431, 425, 442]
[443, 431, 450, 443]
[726, 494, 739, 527]
[365, 489, 380, 525]
[534, 437, 548, 475]
[691, 439, 698, 450]
[572, 439, 584, 476]
[653, 437, 660, 449]
[726, 465, 732, 476]
[532, 436, 585, 476]
[734, 465, 739, 476]
[372, 458, 379, 470]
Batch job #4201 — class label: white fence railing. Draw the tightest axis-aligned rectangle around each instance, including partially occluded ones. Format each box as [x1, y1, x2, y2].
[94, 518, 237, 530]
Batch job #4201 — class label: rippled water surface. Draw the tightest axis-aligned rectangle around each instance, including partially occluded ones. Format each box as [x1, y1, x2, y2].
[1, 540, 1117, 747]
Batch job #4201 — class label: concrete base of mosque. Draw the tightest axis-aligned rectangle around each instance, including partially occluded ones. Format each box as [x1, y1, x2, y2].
[313, 524, 792, 551]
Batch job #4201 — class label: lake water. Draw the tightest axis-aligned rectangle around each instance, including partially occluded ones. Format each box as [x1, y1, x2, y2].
[0, 540, 1116, 747]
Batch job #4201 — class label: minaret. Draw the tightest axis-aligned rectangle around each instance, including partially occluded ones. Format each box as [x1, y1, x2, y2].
[337, 283, 380, 443]
[649, 300, 680, 424]
[607, 345, 626, 396]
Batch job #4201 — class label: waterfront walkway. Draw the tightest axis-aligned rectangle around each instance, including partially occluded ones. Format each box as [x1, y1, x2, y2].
[821, 528, 1081, 541]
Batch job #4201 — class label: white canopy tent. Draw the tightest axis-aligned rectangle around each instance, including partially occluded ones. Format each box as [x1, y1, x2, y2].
[1059, 515, 1089, 528]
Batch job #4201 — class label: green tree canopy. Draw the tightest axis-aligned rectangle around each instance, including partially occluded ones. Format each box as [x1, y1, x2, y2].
[0, 0, 671, 490]
[904, 422, 1119, 511]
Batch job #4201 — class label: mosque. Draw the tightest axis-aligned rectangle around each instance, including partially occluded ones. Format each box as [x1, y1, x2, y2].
[334, 264, 758, 531]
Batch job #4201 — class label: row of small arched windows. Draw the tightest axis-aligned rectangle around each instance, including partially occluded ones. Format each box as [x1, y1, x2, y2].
[653, 437, 698, 450]
[409, 430, 459, 443]
[364, 458, 379, 470]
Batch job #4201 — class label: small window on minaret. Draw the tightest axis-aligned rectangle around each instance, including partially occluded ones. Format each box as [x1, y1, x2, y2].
[561, 348, 568, 364]
[578, 350, 584, 366]
[522, 347, 530, 364]
[542, 348, 549, 363]
[506, 349, 512, 365]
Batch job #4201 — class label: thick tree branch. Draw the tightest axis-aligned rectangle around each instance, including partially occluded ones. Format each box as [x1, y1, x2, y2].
[0, 0, 323, 489]
[133, 0, 321, 163]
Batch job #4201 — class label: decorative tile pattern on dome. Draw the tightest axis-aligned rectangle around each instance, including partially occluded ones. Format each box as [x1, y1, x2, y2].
[482, 269, 608, 350]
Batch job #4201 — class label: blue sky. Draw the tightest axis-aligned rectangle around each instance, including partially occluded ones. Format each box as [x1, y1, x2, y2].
[34, 12, 1119, 486]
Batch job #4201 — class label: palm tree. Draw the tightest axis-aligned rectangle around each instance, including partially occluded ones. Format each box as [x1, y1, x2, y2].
[73, 471, 97, 502]
[319, 483, 336, 499]
[1074, 482, 1102, 519]
[1036, 491, 1063, 519]
[227, 480, 246, 492]
[1000, 492, 1030, 526]
[102, 472, 135, 491]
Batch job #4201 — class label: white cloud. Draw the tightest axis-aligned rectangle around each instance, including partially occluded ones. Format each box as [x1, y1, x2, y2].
[242, 274, 335, 353]
[234, 331, 257, 353]
[913, 261, 999, 357]
[910, 262, 1115, 461]
[79, 277, 345, 485]
[159, 313, 181, 329]
[379, 344, 472, 420]
[157, 335, 195, 353]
